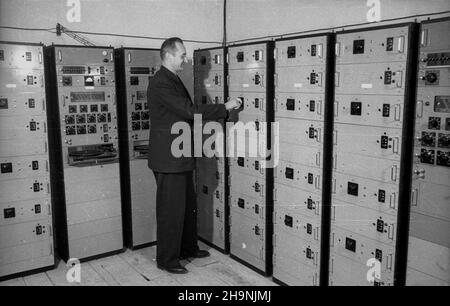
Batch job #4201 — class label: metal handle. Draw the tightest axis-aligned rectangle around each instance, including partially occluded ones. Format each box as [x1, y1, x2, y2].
[315, 128, 321, 143]
[44, 141, 48, 153]
[42, 98, 46, 111]
[394, 104, 401, 121]
[335, 42, 341, 56]
[391, 165, 398, 182]
[62, 95, 66, 107]
[387, 254, 393, 271]
[388, 224, 395, 240]
[274, 73, 278, 87]
[397, 36, 405, 53]
[317, 100, 322, 115]
[411, 188, 418, 206]
[335, 72, 340, 87]
[416, 100, 423, 118]
[274, 97, 278, 112]
[333, 130, 337, 145]
[315, 201, 320, 216]
[257, 50, 264, 61]
[332, 178, 336, 194]
[314, 175, 320, 190]
[332, 206, 336, 221]
[334, 101, 339, 117]
[47, 183, 50, 194]
[420, 29, 428, 47]
[314, 227, 319, 241]
[389, 193, 396, 209]
[127, 52, 131, 63]
[274, 48, 278, 60]
[396, 71, 403, 88]
[317, 44, 323, 58]
[46, 160, 49, 172]
[316, 152, 321, 166]
[317, 72, 323, 87]
[58, 50, 62, 62]
[39, 52, 43, 64]
[392, 137, 399, 154]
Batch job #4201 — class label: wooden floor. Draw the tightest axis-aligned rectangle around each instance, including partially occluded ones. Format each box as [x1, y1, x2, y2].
[0, 242, 278, 286]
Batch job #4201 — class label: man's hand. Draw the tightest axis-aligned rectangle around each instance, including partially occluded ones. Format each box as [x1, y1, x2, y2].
[225, 97, 243, 110]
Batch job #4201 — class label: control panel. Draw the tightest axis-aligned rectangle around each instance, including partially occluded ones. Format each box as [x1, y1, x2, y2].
[0, 42, 55, 280]
[45, 45, 123, 261]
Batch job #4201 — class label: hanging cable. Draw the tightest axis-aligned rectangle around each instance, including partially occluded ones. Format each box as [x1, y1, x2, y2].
[227, 10, 450, 44]
[0, 25, 221, 44]
[0, 25, 56, 33]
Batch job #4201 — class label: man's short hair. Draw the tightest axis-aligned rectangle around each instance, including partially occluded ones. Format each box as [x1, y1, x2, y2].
[160, 37, 184, 60]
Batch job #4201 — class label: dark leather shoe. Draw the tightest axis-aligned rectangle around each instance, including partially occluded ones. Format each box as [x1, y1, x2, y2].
[157, 264, 188, 274]
[180, 250, 210, 259]
[196, 250, 210, 258]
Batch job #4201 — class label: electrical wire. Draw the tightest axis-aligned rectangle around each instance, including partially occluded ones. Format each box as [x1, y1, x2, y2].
[0, 24, 222, 44]
[227, 10, 450, 44]
[0, 25, 56, 33]
[63, 29, 222, 44]
[1, 9, 448, 46]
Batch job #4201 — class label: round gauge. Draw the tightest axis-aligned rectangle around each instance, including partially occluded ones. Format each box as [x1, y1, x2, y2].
[102, 50, 108, 56]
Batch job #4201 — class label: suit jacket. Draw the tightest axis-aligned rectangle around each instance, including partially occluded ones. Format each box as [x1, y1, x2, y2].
[147, 65, 227, 173]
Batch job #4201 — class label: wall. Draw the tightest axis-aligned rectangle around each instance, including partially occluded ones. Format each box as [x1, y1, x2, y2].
[226, 0, 450, 42]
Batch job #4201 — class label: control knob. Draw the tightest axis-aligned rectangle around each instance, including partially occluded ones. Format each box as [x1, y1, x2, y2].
[422, 134, 434, 146]
[422, 72, 438, 83]
[413, 168, 425, 178]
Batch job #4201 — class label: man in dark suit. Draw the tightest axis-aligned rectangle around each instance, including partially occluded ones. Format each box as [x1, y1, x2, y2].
[147, 37, 241, 274]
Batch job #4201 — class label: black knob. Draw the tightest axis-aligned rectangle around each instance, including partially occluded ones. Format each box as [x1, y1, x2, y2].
[429, 118, 440, 129]
[425, 72, 438, 83]
[438, 153, 449, 162]
[422, 134, 434, 145]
